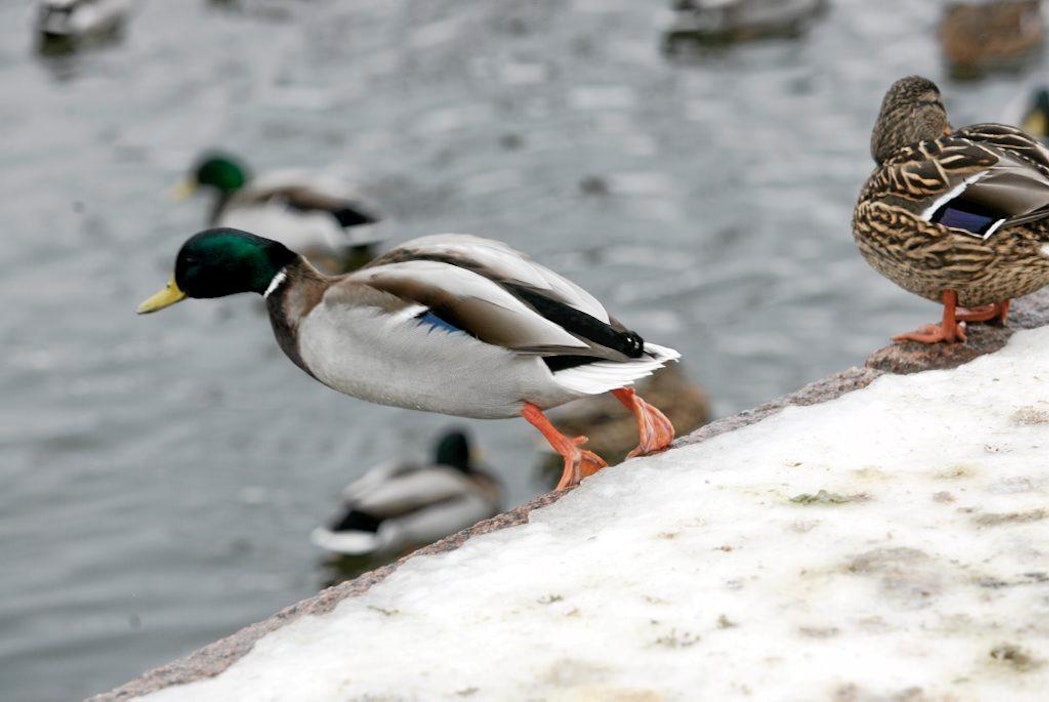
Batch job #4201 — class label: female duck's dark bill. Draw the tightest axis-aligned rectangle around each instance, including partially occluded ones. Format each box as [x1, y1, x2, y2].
[137, 277, 187, 314]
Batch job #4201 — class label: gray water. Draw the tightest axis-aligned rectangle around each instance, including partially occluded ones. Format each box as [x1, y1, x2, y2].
[1, 1, 1040, 699]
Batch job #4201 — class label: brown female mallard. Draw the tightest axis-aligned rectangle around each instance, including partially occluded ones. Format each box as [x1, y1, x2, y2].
[853, 75, 1049, 344]
[939, 1, 1044, 79]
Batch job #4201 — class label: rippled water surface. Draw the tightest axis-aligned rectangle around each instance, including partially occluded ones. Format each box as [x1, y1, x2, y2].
[1, 1, 1042, 699]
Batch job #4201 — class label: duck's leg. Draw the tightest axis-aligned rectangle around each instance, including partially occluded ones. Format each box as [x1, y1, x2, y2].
[521, 402, 607, 490]
[612, 387, 676, 458]
[893, 290, 967, 344]
[956, 299, 1010, 325]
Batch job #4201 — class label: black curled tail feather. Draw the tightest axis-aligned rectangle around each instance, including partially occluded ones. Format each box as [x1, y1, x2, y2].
[505, 283, 645, 359]
[619, 330, 644, 357]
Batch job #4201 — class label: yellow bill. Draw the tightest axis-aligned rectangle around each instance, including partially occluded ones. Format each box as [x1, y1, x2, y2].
[137, 276, 187, 314]
[171, 179, 198, 201]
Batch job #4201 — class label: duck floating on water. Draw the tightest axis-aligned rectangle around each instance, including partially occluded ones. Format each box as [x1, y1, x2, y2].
[35, 0, 134, 38]
[139, 229, 680, 490]
[34, 0, 134, 51]
[663, 0, 828, 50]
[939, 1, 1044, 79]
[854, 75, 1049, 344]
[1017, 87, 1049, 143]
[177, 151, 384, 274]
[311, 429, 501, 557]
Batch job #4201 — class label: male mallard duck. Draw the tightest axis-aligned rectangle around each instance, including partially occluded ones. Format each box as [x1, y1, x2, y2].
[854, 75, 1049, 344]
[939, 1, 1044, 79]
[34, 0, 134, 40]
[139, 229, 680, 489]
[310, 429, 501, 556]
[177, 151, 384, 274]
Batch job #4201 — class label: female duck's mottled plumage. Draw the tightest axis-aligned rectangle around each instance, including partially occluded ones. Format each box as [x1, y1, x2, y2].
[310, 429, 501, 556]
[854, 75, 1049, 343]
[139, 229, 680, 489]
[179, 152, 384, 273]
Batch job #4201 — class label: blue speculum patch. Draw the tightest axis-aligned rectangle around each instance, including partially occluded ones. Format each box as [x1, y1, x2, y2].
[934, 206, 1000, 237]
[417, 310, 462, 334]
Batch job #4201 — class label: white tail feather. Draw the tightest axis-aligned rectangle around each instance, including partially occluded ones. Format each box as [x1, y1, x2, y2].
[309, 527, 384, 556]
[552, 342, 681, 396]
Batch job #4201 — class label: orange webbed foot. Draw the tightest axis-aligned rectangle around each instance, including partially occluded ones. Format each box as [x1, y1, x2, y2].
[955, 304, 999, 323]
[893, 322, 966, 344]
[894, 290, 971, 344]
[956, 299, 1010, 325]
[554, 437, 608, 490]
[522, 402, 608, 490]
[612, 387, 676, 458]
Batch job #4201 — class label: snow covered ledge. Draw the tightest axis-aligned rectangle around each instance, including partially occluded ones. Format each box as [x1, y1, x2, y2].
[95, 296, 1049, 702]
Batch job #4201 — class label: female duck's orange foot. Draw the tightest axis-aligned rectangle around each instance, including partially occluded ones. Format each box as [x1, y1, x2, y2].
[521, 402, 608, 490]
[894, 289, 968, 344]
[957, 299, 1010, 325]
[612, 387, 676, 458]
[893, 321, 966, 344]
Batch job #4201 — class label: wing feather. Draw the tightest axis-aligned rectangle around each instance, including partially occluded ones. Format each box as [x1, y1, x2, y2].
[901, 132, 1049, 239]
[235, 170, 380, 223]
[346, 234, 654, 361]
[350, 259, 591, 352]
[352, 468, 478, 517]
[366, 234, 610, 321]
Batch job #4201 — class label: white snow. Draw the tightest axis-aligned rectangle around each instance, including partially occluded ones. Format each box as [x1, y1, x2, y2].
[141, 328, 1049, 701]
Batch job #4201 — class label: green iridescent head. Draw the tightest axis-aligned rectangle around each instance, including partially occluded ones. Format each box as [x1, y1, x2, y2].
[176, 152, 251, 198]
[137, 228, 297, 314]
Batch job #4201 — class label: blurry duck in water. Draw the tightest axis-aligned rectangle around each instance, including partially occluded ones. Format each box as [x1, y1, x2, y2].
[663, 0, 828, 49]
[311, 429, 501, 557]
[854, 75, 1049, 344]
[1019, 87, 1049, 142]
[939, 1, 1044, 79]
[34, 0, 134, 50]
[138, 229, 680, 490]
[176, 151, 385, 274]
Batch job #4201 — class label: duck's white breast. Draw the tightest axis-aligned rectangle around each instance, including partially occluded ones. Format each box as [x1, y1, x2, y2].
[295, 303, 581, 419]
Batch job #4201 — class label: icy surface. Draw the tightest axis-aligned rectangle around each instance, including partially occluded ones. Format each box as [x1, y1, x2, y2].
[142, 330, 1049, 701]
